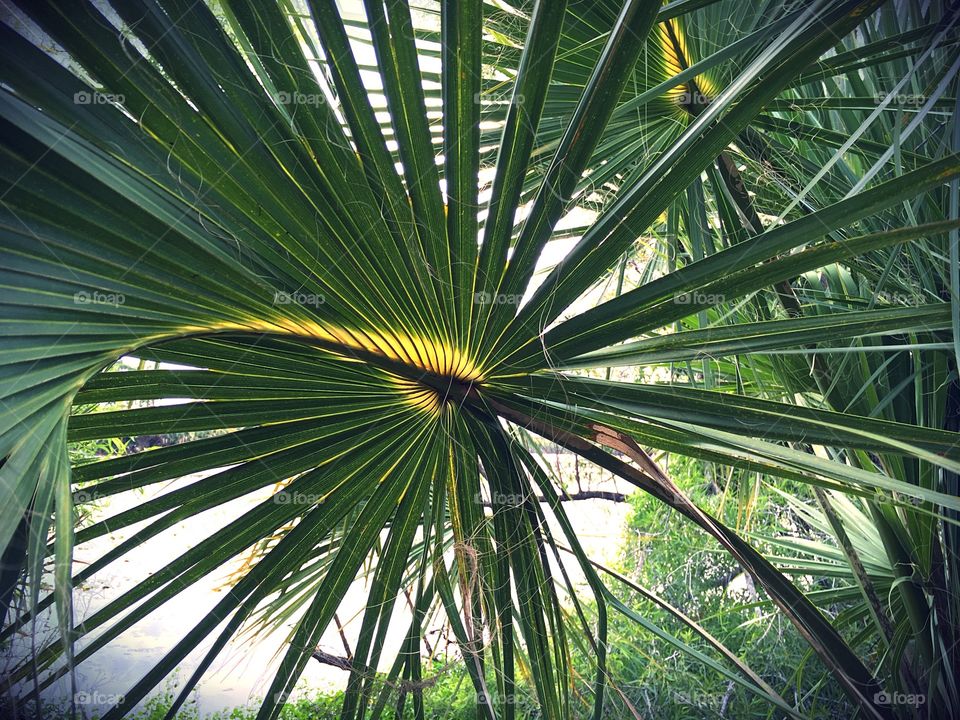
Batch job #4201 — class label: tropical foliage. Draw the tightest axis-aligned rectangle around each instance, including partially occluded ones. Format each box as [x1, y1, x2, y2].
[1, 0, 959, 718]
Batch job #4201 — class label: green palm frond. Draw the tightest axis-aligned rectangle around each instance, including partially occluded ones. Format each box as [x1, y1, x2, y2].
[2, 1, 959, 719]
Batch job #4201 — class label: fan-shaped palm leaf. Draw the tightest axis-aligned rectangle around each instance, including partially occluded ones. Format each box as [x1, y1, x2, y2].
[1, 1, 959, 719]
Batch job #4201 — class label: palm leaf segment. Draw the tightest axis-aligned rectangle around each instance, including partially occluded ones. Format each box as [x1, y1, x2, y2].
[1, 1, 959, 719]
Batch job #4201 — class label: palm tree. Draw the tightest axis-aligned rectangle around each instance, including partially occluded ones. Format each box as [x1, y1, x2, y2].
[0, 0, 958, 718]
